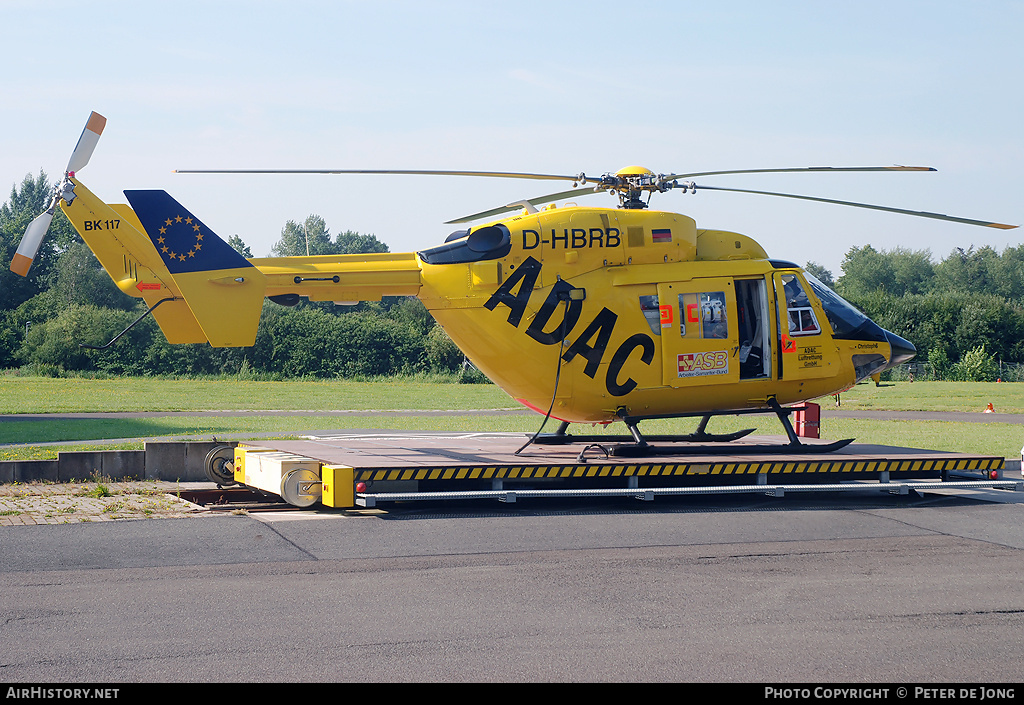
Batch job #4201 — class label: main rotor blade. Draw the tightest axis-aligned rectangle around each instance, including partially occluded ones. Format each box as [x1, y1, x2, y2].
[177, 165, 937, 181]
[175, 168, 585, 182]
[66, 112, 107, 174]
[666, 165, 935, 180]
[445, 186, 603, 224]
[10, 209, 54, 276]
[695, 184, 1018, 229]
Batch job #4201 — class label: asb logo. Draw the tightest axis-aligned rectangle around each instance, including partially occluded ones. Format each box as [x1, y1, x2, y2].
[678, 351, 729, 378]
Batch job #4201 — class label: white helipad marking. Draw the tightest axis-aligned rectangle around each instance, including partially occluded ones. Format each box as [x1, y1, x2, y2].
[305, 432, 524, 441]
[253, 511, 346, 522]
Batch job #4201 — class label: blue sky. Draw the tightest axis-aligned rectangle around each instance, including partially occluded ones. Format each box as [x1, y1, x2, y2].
[2, 0, 1021, 274]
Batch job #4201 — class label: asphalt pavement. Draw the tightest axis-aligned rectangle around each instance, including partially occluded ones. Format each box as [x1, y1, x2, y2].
[3, 409, 1024, 683]
[2, 484, 1024, 682]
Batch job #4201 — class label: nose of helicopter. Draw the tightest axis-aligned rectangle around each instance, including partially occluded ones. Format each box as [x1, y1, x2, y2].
[883, 329, 917, 370]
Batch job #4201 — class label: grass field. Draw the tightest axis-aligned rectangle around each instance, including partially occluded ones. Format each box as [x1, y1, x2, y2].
[0, 375, 514, 413]
[2, 376, 1019, 414]
[821, 380, 1024, 414]
[1, 376, 1021, 461]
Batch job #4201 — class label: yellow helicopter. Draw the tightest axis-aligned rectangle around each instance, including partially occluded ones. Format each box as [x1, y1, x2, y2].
[11, 112, 1018, 456]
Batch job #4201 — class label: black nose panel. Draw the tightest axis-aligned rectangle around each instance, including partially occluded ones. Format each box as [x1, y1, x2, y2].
[884, 330, 917, 367]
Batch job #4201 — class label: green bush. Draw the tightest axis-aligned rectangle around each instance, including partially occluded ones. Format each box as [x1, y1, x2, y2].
[950, 345, 999, 382]
[424, 326, 463, 373]
[18, 305, 148, 373]
[248, 305, 429, 378]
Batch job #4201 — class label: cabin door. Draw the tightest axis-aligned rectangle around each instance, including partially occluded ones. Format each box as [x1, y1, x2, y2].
[657, 277, 740, 388]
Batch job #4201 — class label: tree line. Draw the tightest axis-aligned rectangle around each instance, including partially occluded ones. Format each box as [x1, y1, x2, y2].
[2, 171, 1021, 381]
[807, 244, 1024, 381]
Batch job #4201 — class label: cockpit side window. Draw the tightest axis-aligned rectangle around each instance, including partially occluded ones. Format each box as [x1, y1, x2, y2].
[780, 274, 820, 336]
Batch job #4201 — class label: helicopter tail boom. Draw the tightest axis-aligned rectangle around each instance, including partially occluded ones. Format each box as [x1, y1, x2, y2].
[249, 252, 422, 304]
[65, 179, 424, 348]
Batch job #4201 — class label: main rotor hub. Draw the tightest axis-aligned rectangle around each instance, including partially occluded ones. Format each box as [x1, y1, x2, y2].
[596, 166, 680, 209]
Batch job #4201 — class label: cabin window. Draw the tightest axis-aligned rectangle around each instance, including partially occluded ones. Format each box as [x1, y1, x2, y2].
[677, 291, 728, 339]
[638, 295, 661, 336]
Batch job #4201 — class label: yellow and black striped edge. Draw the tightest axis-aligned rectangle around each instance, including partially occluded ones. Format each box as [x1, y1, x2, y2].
[352, 456, 1003, 483]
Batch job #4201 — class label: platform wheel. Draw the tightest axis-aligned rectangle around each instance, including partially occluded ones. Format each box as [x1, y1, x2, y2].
[204, 445, 238, 487]
[280, 468, 321, 508]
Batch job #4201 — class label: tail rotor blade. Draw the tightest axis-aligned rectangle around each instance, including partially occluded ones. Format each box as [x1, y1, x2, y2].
[65, 112, 106, 175]
[10, 209, 55, 276]
[11, 111, 107, 277]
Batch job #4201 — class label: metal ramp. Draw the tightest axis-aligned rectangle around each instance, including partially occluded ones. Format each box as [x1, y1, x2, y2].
[355, 478, 1024, 507]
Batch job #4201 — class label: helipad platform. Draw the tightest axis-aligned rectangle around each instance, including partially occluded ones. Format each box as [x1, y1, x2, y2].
[236, 431, 1013, 507]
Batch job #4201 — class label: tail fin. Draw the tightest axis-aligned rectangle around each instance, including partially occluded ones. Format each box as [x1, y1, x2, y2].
[124, 190, 266, 347]
[59, 178, 266, 347]
[124, 190, 253, 274]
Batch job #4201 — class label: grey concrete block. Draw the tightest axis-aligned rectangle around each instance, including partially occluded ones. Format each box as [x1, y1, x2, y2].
[144, 441, 237, 481]
[57, 450, 145, 481]
[144, 442, 188, 481]
[0, 460, 59, 483]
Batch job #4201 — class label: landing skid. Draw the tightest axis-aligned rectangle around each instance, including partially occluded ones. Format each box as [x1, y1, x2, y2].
[607, 437, 855, 457]
[534, 427, 756, 446]
[522, 401, 854, 457]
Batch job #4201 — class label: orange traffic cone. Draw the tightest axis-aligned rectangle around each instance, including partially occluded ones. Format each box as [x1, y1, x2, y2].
[985, 402, 995, 413]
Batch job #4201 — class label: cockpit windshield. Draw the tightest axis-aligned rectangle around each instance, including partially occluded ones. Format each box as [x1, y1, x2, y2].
[803, 271, 886, 342]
